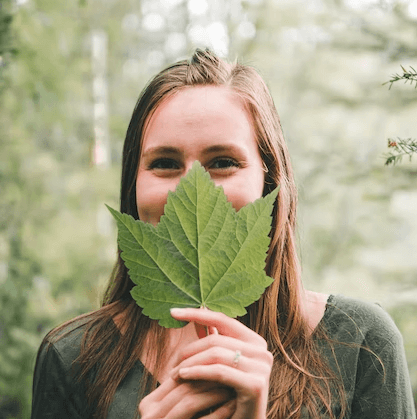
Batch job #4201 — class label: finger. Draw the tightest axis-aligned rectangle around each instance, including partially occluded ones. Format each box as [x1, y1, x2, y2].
[140, 377, 179, 403]
[172, 347, 251, 380]
[195, 308, 219, 338]
[170, 308, 265, 346]
[210, 326, 219, 335]
[194, 323, 219, 338]
[139, 381, 226, 419]
[201, 399, 237, 419]
[176, 365, 269, 417]
[173, 334, 273, 369]
[140, 378, 220, 406]
[177, 364, 269, 397]
[138, 378, 184, 416]
[166, 386, 233, 419]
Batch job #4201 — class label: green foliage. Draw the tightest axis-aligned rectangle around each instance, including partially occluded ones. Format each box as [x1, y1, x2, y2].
[1, 0, 416, 414]
[384, 138, 417, 166]
[0, 3, 37, 418]
[108, 162, 278, 328]
[383, 66, 417, 90]
[0, 0, 15, 94]
[0, 0, 13, 54]
[0, 1, 118, 416]
[383, 66, 417, 166]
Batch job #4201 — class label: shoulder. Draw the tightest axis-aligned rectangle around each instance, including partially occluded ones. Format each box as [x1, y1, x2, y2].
[39, 315, 91, 362]
[36, 308, 123, 371]
[32, 314, 105, 418]
[318, 295, 415, 417]
[322, 294, 403, 350]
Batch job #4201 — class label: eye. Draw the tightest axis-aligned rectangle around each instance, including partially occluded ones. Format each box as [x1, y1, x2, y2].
[209, 158, 240, 170]
[148, 158, 180, 170]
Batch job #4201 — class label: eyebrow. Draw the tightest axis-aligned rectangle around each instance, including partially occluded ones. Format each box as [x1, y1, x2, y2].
[142, 146, 181, 157]
[142, 144, 245, 157]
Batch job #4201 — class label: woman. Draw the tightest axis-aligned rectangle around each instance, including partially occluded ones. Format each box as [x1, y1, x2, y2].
[31, 48, 415, 419]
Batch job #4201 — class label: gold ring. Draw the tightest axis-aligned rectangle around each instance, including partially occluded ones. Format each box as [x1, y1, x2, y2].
[232, 350, 241, 368]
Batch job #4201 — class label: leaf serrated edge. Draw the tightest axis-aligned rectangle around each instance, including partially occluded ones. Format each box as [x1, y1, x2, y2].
[106, 204, 201, 305]
[203, 187, 278, 304]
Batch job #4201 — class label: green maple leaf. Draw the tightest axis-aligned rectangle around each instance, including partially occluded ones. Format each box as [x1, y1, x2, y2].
[106, 161, 278, 328]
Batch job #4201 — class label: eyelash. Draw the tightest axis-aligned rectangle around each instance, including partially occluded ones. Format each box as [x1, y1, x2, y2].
[148, 158, 179, 170]
[210, 157, 240, 169]
[148, 157, 240, 171]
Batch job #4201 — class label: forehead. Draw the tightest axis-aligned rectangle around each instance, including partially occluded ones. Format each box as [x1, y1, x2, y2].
[142, 86, 255, 149]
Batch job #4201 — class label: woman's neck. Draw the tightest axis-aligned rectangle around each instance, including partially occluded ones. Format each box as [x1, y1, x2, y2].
[146, 322, 200, 383]
[301, 289, 329, 334]
[114, 312, 200, 384]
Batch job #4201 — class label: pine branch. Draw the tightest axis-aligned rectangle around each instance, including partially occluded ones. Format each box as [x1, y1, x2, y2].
[383, 65, 417, 89]
[383, 65, 417, 166]
[384, 138, 417, 166]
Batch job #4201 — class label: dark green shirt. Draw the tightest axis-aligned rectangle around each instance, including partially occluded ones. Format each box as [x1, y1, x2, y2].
[31, 295, 416, 418]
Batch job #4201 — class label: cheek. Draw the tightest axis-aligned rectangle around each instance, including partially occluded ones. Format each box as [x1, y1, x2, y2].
[225, 191, 259, 212]
[136, 187, 169, 226]
[222, 180, 264, 212]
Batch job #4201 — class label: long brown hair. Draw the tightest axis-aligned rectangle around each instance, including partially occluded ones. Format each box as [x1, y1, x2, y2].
[45, 48, 345, 418]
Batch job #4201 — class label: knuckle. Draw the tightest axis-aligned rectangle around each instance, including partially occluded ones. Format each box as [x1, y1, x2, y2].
[210, 346, 224, 363]
[248, 375, 267, 394]
[259, 336, 268, 350]
[138, 399, 151, 417]
[214, 365, 229, 382]
[206, 333, 220, 345]
[181, 394, 197, 411]
[265, 349, 274, 365]
[138, 399, 146, 411]
[251, 333, 268, 350]
[216, 310, 228, 321]
[256, 361, 272, 378]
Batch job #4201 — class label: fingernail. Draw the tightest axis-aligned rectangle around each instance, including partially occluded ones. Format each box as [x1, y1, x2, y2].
[170, 308, 185, 316]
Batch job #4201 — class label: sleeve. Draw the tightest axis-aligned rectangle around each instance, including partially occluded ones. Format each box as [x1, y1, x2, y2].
[351, 324, 416, 419]
[31, 340, 86, 419]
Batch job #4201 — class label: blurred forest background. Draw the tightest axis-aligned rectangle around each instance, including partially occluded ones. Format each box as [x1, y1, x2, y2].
[1, 0, 416, 417]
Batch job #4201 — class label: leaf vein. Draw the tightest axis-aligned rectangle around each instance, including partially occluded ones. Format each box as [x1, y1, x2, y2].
[123, 230, 200, 304]
[204, 206, 271, 302]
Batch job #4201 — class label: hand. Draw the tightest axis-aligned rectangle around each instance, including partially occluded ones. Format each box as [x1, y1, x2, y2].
[138, 376, 236, 419]
[169, 308, 273, 419]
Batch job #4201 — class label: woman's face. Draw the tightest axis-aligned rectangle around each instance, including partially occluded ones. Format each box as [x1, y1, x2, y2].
[136, 86, 265, 226]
